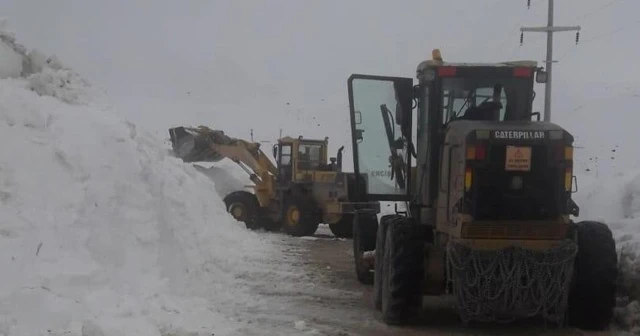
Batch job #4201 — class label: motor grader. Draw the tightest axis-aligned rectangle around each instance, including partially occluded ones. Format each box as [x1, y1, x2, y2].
[348, 50, 618, 330]
[168, 126, 379, 237]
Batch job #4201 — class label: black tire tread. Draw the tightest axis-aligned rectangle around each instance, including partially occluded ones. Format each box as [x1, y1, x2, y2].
[374, 214, 403, 310]
[381, 217, 425, 325]
[330, 214, 354, 238]
[223, 190, 262, 230]
[567, 220, 618, 331]
[282, 196, 320, 237]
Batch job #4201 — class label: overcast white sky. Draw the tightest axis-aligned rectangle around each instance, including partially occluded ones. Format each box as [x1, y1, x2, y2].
[3, 0, 639, 167]
[5, 1, 636, 89]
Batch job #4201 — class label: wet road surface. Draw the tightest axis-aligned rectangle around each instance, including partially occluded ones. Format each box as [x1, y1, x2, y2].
[240, 224, 618, 336]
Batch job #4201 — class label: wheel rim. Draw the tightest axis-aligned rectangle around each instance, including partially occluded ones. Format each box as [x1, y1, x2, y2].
[228, 203, 246, 221]
[286, 206, 300, 226]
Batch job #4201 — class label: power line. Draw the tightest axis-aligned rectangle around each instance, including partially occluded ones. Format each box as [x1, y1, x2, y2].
[457, 0, 543, 59]
[579, 19, 640, 44]
[573, 0, 627, 21]
[556, 18, 640, 62]
[453, 0, 517, 18]
[520, 0, 581, 122]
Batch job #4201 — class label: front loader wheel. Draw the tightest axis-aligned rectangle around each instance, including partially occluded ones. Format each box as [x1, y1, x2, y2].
[223, 191, 262, 230]
[567, 220, 618, 331]
[352, 211, 377, 285]
[330, 214, 354, 238]
[282, 197, 320, 237]
[380, 217, 425, 325]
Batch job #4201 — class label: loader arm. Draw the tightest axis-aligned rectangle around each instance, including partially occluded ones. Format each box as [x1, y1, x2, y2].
[212, 141, 278, 183]
[168, 126, 277, 194]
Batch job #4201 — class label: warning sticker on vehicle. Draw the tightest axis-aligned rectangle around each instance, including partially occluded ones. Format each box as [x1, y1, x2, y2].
[505, 146, 532, 171]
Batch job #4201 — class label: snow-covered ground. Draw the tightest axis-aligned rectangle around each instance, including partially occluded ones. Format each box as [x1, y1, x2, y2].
[0, 27, 304, 336]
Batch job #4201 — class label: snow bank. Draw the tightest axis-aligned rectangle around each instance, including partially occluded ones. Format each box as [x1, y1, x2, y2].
[0, 19, 22, 79]
[575, 171, 640, 333]
[0, 25, 278, 336]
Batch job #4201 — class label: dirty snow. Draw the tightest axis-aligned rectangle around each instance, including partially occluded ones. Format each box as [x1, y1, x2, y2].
[0, 26, 295, 336]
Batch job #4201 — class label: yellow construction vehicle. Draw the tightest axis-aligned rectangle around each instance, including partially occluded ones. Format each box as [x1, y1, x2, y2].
[348, 50, 618, 330]
[168, 126, 380, 237]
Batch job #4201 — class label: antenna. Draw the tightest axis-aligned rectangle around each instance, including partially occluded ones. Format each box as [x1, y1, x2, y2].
[520, 0, 581, 122]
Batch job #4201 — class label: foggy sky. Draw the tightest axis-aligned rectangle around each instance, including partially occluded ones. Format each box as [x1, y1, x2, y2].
[3, 0, 638, 164]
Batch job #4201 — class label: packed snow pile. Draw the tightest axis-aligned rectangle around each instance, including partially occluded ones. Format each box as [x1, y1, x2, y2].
[0, 25, 280, 336]
[0, 20, 102, 106]
[575, 171, 640, 333]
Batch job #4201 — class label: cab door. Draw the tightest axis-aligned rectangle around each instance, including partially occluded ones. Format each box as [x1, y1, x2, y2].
[347, 74, 414, 202]
[277, 143, 293, 184]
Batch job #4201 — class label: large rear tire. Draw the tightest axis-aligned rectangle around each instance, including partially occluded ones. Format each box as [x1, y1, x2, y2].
[282, 196, 320, 237]
[567, 220, 618, 331]
[380, 217, 425, 325]
[223, 190, 262, 230]
[352, 211, 377, 285]
[329, 214, 354, 238]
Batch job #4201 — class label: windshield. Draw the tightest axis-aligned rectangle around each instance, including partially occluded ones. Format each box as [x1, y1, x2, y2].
[298, 143, 323, 170]
[441, 77, 533, 123]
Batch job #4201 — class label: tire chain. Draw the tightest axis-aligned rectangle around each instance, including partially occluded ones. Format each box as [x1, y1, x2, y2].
[445, 238, 578, 326]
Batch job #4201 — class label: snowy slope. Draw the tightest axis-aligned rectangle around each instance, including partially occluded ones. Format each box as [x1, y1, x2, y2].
[0, 28, 286, 336]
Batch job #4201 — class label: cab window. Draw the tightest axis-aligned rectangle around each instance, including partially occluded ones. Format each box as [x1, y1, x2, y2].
[298, 143, 322, 170]
[441, 77, 531, 123]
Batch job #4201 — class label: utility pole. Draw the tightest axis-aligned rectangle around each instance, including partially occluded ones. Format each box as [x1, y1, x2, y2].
[521, 0, 580, 122]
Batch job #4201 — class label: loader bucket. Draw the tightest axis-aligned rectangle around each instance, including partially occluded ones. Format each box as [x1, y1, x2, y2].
[168, 126, 224, 163]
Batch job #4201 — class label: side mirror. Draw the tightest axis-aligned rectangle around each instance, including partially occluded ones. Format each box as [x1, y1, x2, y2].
[536, 69, 548, 83]
[355, 129, 364, 142]
[272, 144, 278, 159]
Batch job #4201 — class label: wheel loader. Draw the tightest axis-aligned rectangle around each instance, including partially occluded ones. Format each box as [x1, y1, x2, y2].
[168, 126, 380, 237]
[348, 50, 618, 330]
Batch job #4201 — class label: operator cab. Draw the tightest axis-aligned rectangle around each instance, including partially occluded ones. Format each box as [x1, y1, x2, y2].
[346, 50, 576, 226]
[272, 136, 344, 184]
[416, 58, 543, 126]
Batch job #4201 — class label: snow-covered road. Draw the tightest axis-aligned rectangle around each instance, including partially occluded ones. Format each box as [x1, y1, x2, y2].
[225, 224, 618, 336]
